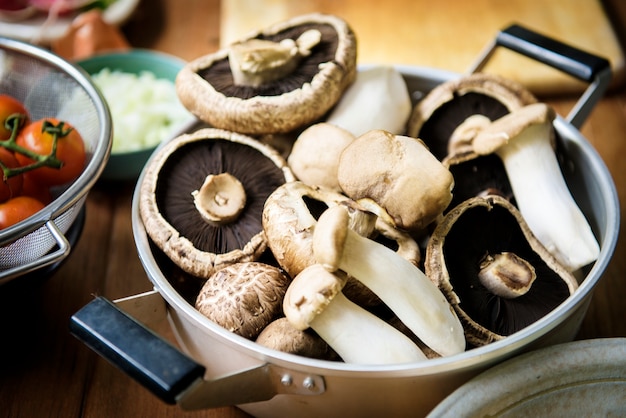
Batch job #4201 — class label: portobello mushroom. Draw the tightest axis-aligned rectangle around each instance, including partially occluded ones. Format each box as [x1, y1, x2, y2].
[425, 195, 578, 346]
[406, 72, 537, 161]
[140, 128, 294, 280]
[176, 13, 357, 135]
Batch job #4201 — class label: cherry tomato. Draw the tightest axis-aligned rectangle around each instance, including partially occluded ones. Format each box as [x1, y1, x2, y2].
[0, 195, 45, 230]
[0, 94, 29, 140]
[15, 118, 86, 187]
[21, 172, 53, 205]
[0, 147, 23, 203]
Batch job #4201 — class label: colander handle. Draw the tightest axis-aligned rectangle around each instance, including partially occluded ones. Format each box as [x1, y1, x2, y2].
[467, 23, 612, 129]
[70, 294, 325, 410]
[0, 220, 70, 284]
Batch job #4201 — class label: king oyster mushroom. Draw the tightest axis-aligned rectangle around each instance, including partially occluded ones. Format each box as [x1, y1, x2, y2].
[406, 72, 537, 161]
[140, 128, 294, 279]
[283, 263, 428, 364]
[196, 262, 290, 340]
[176, 13, 357, 135]
[467, 103, 600, 272]
[425, 195, 578, 346]
[312, 205, 466, 357]
[262, 181, 375, 279]
[262, 181, 423, 307]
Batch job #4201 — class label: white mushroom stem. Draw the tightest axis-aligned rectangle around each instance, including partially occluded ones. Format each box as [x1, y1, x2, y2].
[229, 29, 322, 87]
[325, 66, 412, 136]
[474, 105, 600, 272]
[192, 172, 246, 225]
[311, 291, 428, 364]
[478, 252, 537, 298]
[313, 205, 465, 357]
[284, 264, 427, 364]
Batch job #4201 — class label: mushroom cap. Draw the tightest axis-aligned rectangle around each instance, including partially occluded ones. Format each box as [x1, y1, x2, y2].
[262, 181, 375, 278]
[195, 262, 291, 340]
[140, 128, 294, 279]
[443, 153, 515, 212]
[472, 103, 557, 155]
[175, 13, 357, 135]
[255, 317, 339, 360]
[407, 73, 537, 161]
[425, 195, 578, 346]
[262, 181, 385, 307]
[287, 122, 356, 192]
[337, 130, 454, 233]
[283, 263, 348, 331]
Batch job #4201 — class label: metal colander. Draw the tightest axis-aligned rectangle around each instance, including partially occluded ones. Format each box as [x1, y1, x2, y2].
[0, 37, 112, 285]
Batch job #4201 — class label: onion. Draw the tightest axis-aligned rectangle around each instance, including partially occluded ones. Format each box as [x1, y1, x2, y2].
[91, 68, 193, 153]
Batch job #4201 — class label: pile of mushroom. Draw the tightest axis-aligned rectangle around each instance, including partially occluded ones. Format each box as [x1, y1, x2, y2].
[139, 13, 600, 365]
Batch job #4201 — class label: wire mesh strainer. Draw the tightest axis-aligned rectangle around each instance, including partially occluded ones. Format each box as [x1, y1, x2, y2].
[0, 37, 112, 285]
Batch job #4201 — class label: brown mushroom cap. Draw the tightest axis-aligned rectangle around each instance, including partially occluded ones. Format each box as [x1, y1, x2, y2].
[337, 130, 454, 234]
[287, 122, 356, 191]
[262, 181, 391, 307]
[140, 128, 294, 279]
[255, 317, 340, 360]
[175, 13, 357, 135]
[195, 262, 290, 340]
[425, 195, 578, 346]
[443, 153, 515, 212]
[406, 73, 537, 161]
[262, 181, 376, 279]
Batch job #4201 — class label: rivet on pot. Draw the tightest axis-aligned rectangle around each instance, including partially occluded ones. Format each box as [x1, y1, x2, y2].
[303, 376, 316, 390]
[281, 374, 293, 387]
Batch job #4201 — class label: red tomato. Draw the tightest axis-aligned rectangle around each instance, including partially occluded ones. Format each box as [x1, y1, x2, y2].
[15, 118, 86, 187]
[0, 147, 23, 202]
[0, 195, 45, 230]
[21, 172, 53, 205]
[0, 94, 29, 140]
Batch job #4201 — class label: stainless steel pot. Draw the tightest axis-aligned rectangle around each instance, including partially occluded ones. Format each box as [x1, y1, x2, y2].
[71, 24, 619, 417]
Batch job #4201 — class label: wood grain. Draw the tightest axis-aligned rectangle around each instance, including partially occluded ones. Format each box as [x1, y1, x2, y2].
[0, 1, 624, 417]
[221, 0, 626, 95]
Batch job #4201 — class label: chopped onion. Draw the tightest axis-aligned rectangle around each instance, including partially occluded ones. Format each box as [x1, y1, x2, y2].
[91, 68, 193, 153]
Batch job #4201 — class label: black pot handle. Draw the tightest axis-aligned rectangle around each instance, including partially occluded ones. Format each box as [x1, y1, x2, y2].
[468, 23, 612, 129]
[70, 296, 206, 405]
[70, 295, 325, 409]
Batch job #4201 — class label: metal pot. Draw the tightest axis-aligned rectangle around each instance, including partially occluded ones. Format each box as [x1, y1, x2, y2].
[71, 24, 619, 417]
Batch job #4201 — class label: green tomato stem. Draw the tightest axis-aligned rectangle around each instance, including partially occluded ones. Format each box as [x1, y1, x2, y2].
[0, 115, 66, 179]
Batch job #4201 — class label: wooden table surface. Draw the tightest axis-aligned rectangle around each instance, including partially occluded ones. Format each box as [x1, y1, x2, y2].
[1, 1, 625, 417]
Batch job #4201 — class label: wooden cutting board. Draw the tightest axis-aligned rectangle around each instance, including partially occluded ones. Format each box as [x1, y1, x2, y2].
[220, 0, 624, 97]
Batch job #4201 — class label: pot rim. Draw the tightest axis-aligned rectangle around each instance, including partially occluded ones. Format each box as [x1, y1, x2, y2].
[131, 64, 620, 377]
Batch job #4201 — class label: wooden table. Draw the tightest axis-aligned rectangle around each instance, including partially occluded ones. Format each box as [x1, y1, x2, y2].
[1, 1, 625, 417]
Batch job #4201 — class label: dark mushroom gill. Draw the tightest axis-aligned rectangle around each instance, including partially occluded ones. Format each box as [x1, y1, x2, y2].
[197, 23, 340, 98]
[155, 139, 287, 254]
[442, 201, 572, 336]
[418, 93, 510, 161]
[447, 154, 515, 211]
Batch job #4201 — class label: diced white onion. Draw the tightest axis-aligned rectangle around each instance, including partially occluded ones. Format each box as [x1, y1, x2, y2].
[91, 68, 193, 153]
